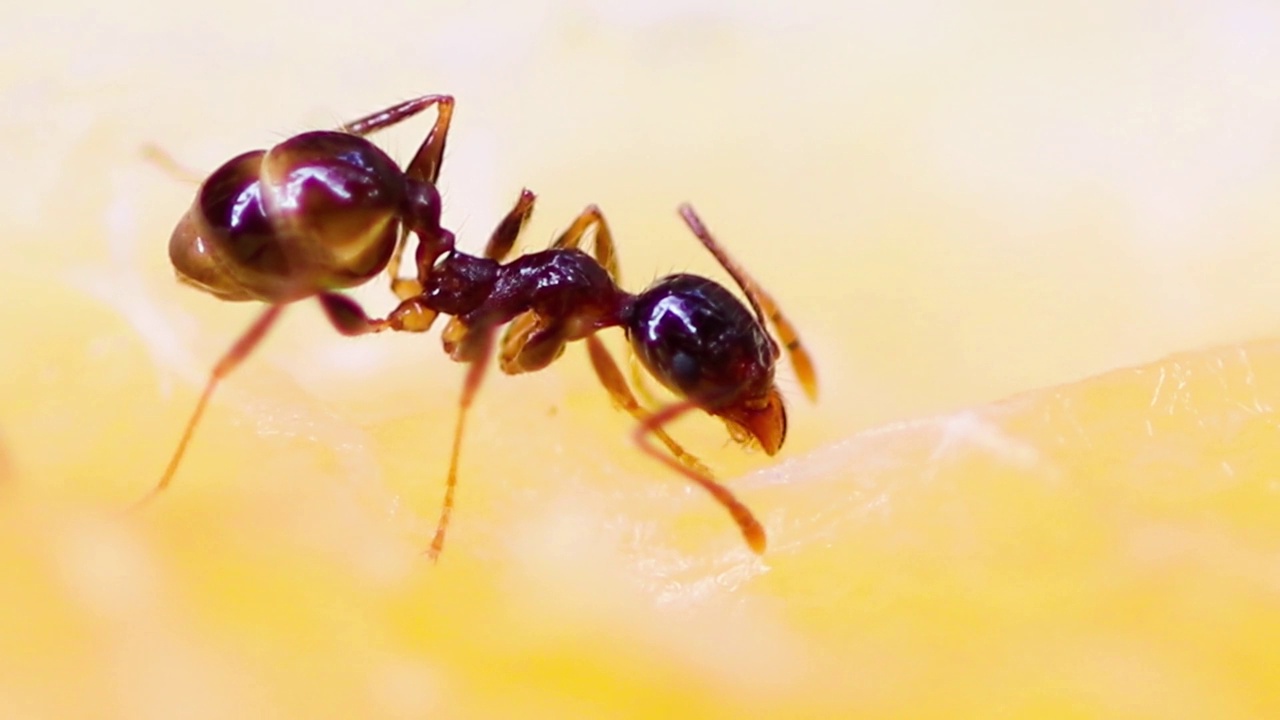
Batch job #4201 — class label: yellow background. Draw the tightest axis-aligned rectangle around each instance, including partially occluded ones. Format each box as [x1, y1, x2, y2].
[3, 1, 1280, 717]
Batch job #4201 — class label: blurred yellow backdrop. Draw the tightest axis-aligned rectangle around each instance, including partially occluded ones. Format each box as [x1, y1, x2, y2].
[2, 0, 1280, 717]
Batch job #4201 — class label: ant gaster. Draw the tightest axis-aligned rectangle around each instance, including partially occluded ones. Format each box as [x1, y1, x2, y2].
[144, 95, 819, 558]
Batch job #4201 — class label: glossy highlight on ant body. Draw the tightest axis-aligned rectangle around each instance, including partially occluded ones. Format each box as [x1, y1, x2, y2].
[142, 94, 819, 558]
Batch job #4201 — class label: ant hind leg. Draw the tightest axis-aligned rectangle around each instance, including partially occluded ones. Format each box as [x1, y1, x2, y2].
[338, 94, 456, 299]
[140, 144, 205, 186]
[338, 95, 455, 186]
[135, 304, 287, 510]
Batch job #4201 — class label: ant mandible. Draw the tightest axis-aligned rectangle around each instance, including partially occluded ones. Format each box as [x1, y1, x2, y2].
[143, 94, 819, 558]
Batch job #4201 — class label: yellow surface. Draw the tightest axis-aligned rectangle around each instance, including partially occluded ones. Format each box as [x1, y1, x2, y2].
[4, 1, 1280, 717]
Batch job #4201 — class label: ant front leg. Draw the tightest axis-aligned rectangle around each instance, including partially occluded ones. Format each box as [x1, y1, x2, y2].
[497, 316, 569, 375]
[524, 205, 711, 474]
[627, 350, 663, 407]
[678, 204, 819, 401]
[137, 304, 287, 509]
[584, 336, 712, 477]
[633, 400, 767, 555]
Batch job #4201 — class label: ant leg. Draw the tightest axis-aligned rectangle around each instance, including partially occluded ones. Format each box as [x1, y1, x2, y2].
[495, 203, 623, 373]
[482, 189, 537, 261]
[338, 95, 455, 183]
[677, 204, 819, 401]
[627, 352, 663, 407]
[585, 336, 712, 477]
[140, 143, 205, 185]
[551, 206, 687, 402]
[547, 205, 675, 417]
[134, 304, 287, 509]
[633, 400, 766, 554]
[435, 186, 539, 367]
[493, 201, 618, 353]
[551, 204, 619, 282]
[427, 321, 497, 561]
[318, 292, 440, 335]
[497, 316, 565, 375]
[337, 95, 456, 297]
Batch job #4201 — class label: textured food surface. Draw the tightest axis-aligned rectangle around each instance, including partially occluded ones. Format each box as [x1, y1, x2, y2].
[2, 1, 1280, 717]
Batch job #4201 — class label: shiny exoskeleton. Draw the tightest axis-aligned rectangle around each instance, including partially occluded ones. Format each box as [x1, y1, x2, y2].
[144, 95, 819, 559]
[628, 274, 787, 453]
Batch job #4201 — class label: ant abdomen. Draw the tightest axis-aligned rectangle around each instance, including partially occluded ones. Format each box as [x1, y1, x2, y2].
[260, 132, 406, 266]
[626, 273, 787, 453]
[167, 149, 274, 301]
[170, 132, 410, 304]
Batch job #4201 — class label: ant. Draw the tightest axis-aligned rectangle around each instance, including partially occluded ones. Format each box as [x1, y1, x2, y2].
[143, 94, 819, 558]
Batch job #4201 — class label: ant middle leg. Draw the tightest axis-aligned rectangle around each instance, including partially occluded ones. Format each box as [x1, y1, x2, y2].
[551, 204, 619, 281]
[496, 198, 606, 368]
[632, 400, 766, 554]
[497, 202, 621, 370]
[481, 189, 537, 261]
[427, 319, 498, 561]
[677, 204, 819, 401]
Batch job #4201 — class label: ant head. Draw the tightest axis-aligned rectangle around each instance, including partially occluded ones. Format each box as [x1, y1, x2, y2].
[627, 274, 787, 454]
[170, 132, 409, 303]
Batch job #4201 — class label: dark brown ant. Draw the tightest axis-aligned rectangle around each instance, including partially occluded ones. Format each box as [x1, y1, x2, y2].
[143, 95, 818, 558]
[322, 200, 819, 557]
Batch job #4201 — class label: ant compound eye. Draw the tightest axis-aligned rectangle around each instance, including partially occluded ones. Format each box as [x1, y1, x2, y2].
[668, 350, 701, 390]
